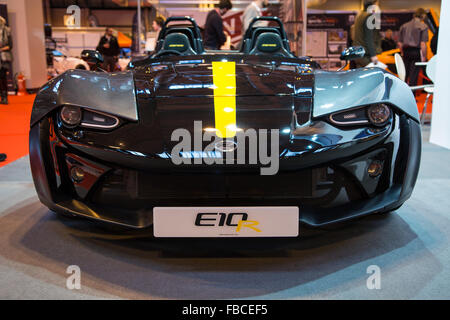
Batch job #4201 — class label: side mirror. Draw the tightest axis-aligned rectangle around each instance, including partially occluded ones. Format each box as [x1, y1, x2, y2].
[81, 50, 104, 71]
[340, 46, 365, 61]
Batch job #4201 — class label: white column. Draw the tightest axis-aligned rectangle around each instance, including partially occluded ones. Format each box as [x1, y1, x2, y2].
[7, 0, 47, 89]
[430, 1, 450, 149]
[137, 0, 142, 55]
[302, 0, 307, 56]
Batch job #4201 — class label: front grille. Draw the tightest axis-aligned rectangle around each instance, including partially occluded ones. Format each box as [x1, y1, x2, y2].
[89, 165, 365, 210]
[135, 171, 313, 199]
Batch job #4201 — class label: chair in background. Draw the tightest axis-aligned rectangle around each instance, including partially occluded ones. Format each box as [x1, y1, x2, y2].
[395, 53, 407, 82]
[394, 53, 437, 124]
[420, 57, 437, 124]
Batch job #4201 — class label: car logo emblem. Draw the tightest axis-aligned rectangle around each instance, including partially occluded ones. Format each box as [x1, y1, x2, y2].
[215, 140, 237, 152]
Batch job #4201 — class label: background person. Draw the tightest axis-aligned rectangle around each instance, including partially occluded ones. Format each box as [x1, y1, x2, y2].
[242, 0, 269, 34]
[96, 27, 120, 72]
[0, 16, 12, 105]
[381, 29, 397, 51]
[204, 0, 233, 50]
[153, 16, 165, 39]
[352, 0, 382, 68]
[398, 8, 429, 86]
[430, 27, 439, 55]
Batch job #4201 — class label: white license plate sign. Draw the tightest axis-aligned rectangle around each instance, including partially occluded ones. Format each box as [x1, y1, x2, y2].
[153, 207, 299, 238]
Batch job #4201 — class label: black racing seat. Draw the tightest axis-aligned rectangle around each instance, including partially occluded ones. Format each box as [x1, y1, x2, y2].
[153, 17, 204, 57]
[166, 27, 196, 48]
[161, 33, 196, 55]
[249, 27, 281, 49]
[249, 32, 293, 58]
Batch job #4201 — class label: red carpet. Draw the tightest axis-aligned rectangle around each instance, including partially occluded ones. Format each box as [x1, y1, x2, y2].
[0, 94, 35, 168]
[416, 92, 433, 115]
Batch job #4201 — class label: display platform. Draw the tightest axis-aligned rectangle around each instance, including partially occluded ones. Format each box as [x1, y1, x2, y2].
[0, 126, 449, 299]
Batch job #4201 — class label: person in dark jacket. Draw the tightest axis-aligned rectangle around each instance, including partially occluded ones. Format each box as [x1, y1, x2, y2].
[430, 27, 438, 55]
[381, 29, 397, 51]
[96, 27, 121, 72]
[352, 0, 382, 68]
[0, 16, 12, 105]
[204, 0, 233, 50]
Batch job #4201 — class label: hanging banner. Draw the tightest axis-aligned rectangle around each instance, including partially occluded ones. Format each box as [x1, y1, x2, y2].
[307, 13, 355, 29]
[222, 10, 244, 46]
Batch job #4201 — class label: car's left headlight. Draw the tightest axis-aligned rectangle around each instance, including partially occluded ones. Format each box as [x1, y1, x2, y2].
[329, 104, 392, 127]
[367, 104, 391, 126]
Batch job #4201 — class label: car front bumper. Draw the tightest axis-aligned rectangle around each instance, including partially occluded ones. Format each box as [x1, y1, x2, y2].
[29, 114, 421, 229]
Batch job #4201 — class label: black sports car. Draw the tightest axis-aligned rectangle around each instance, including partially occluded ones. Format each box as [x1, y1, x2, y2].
[29, 17, 421, 237]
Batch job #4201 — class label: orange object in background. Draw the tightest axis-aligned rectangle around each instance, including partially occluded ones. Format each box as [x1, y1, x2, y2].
[117, 31, 132, 48]
[378, 48, 401, 67]
[16, 73, 28, 96]
[0, 95, 35, 168]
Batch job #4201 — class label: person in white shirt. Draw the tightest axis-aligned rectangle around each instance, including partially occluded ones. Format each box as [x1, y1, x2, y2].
[241, 0, 269, 34]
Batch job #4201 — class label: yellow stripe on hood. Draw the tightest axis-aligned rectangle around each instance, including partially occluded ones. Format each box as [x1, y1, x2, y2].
[212, 61, 237, 138]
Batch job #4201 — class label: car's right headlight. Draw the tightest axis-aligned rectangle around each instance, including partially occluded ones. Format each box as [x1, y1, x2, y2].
[60, 106, 120, 130]
[60, 105, 82, 127]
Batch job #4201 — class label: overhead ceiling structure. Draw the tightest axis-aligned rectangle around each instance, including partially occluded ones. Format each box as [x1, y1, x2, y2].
[307, 0, 327, 6]
[116, 1, 282, 11]
[112, 0, 156, 6]
[49, 0, 125, 9]
[48, 0, 155, 8]
[48, 0, 283, 14]
[47, 0, 286, 11]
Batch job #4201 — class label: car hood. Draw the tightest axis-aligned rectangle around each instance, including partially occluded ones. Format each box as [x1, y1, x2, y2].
[134, 59, 314, 97]
[133, 57, 315, 155]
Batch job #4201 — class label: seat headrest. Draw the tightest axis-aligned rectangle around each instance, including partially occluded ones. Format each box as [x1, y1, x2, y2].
[255, 32, 283, 53]
[163, 33, 191, 52]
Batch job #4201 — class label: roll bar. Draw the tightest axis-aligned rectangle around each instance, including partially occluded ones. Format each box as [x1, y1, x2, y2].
[242, 16, 291, 52]
[155, 16, 203, 53]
